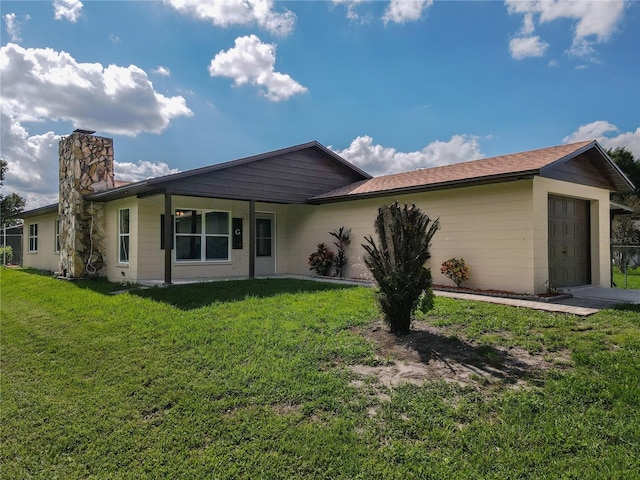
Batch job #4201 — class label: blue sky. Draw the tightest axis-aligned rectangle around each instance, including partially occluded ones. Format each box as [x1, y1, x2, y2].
[1, 0, 639, 208]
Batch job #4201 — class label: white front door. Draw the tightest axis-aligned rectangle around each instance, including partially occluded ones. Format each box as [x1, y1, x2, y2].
[255, 213, 275, 276]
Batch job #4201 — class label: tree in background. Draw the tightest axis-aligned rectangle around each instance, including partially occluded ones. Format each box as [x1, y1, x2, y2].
[363, 202, 439, 335]
[608, 147, 640, 196]
[1, 159, 26, 227]
[608, 147, 640, 281]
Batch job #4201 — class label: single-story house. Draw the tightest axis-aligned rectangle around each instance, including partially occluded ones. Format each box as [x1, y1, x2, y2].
[18, 130, 634, 294]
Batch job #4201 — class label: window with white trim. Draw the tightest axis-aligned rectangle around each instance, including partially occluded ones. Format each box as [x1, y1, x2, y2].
[119, 209, 130, 263]
[54, 219, 60, 253]
[28, 223, 38, 252]
[175, 209, 230, 261]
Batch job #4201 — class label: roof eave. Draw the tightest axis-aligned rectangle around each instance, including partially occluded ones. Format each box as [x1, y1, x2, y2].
[85, 141, 372, 203]
[596, 142, 636, 192]
[540, 140, 636, 192]
[10, 203, 58, 219]
[610, 201, 635, 215]
[309, 171, 538, 204]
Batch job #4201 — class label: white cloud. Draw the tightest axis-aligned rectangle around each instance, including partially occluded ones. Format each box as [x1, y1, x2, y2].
[563, 120, 618, 143]
[332, 0, 368, 22]
[4, 13, 30, 42]
[0, 43, 192, 136]
[114, 160, 179, 184]
[152, 66, 171, 77]
[383, 0, 433, 24]
[208, 35, 307, 102]
[509, 35, 549, 60]
[505, 0, 627, 60]
[520, 12, 535, 35]
[331, 134, 485, 176]
[563, 121, 640, 158]
[0, 114, 182, 209]
[0, 114, 61, 208]
[53, 0, 84, 23]
[164, 0, 295, 36]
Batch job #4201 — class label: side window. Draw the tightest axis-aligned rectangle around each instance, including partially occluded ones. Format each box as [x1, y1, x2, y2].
[28, 223, 38, 252]
[119, 209, 130, 263]
[54, 219, 60, 253]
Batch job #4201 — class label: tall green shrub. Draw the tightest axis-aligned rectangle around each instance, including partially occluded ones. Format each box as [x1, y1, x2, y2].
[1, 245, 13, 265]
[362, 202, 439, 335]
[329, 226, 351, 278]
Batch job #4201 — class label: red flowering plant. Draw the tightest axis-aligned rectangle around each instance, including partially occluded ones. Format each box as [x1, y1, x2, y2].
[440, 258, 469, 288]
[308, 243, 335, 277]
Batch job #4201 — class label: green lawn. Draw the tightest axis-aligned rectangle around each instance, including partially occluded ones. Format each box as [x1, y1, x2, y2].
[2, 269, 640, 479]
[614, 265, 640, 290]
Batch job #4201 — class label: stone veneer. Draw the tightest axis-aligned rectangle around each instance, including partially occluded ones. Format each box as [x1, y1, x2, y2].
[59, 131, 114, 278]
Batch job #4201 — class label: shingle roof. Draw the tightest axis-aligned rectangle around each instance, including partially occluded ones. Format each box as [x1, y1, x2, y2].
[310, 140, 605, 202]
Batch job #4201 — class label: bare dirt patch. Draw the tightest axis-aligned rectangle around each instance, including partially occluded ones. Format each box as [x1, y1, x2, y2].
[349, 320, 571, 393]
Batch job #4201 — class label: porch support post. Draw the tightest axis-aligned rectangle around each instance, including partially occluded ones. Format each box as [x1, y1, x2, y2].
[163, 191, 172, 286]
[249, 199, 255, 278]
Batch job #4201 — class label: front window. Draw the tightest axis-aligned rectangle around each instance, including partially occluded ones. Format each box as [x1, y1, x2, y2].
[119, 209, 130, 263]
[54, 219, 60, 253]
[175, 209, 229, 261]
[28, 223, 38, 252]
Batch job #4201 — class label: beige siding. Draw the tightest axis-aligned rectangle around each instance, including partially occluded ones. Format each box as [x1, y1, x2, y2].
[257, 202, 290, 275]
[22, 213, 60, 272]
[105, 198, 139, 283]
[131, 196, 285, 282]
[532, 176, 611, 292]
[98, 177, 612, 292]
[287, 181, 537, 293]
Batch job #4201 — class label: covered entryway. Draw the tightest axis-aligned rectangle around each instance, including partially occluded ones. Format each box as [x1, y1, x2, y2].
[548, 195, 591, 288]
[255, 212, 275, 276]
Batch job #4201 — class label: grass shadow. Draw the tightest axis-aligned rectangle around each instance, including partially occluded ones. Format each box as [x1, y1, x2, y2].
[364, 322, 553, 387]
[130, 278, 359, 310]
[15, 267, 129, 295]
[400, 330, 541, 385]
[613, 303, 640, 313]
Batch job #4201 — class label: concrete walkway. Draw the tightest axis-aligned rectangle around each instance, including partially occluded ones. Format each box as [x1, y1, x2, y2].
[552, 286, 640, 310]
[435, 286, 639, 316]
[434, 290, 601, 316]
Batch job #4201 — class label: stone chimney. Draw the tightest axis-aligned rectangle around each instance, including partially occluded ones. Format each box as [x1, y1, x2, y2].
[58, 130, 114, 278]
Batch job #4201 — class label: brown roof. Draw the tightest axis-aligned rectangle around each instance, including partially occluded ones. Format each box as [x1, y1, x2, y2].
[311, 140, 599, 202]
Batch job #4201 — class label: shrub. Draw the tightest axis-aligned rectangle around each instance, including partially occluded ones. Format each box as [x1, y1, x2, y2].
[1, 245, 13, 265]
[362, 202, 439, 335]
[440, 257, 470, 287]
[329, 226, 351, 278]
[308, 243, 335, 276]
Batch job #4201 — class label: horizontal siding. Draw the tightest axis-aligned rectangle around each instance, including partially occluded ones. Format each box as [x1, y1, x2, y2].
[164, 150, 366, 204]
[105, 198, 138, 283]
[22, 213, 59, 272]
[542, 156, 612, 190]
[134, 195, 256, 282]
[285, 181, 537, 293]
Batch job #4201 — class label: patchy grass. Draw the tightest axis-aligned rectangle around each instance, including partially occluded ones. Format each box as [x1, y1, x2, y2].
[2, 268, 640, 478]
[613, 265, 640, 290]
